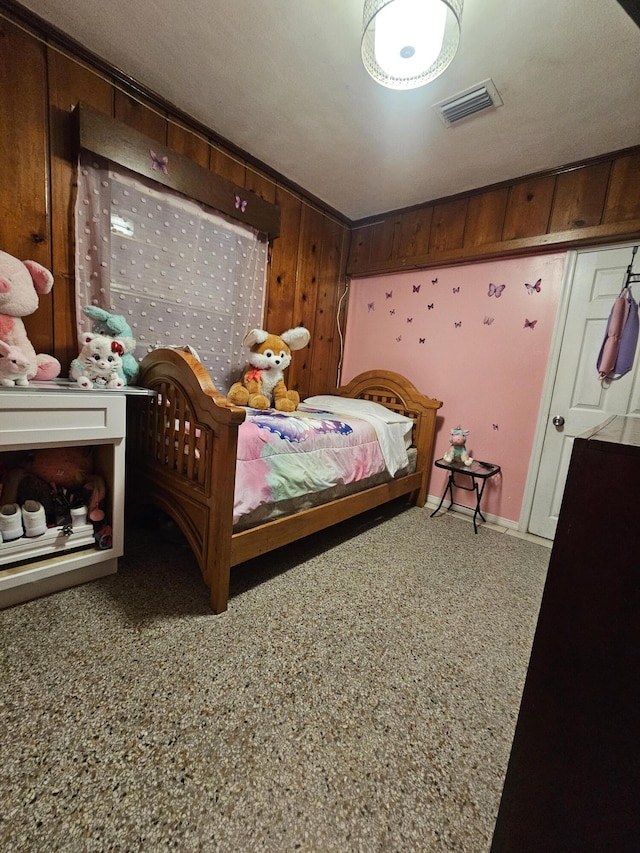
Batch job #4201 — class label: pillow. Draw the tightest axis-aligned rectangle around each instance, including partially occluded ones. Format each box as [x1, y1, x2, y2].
[302, 395, 413, 425]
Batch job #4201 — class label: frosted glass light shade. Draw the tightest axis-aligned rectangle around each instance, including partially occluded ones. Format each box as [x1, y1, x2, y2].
[362, 0, 463, 90]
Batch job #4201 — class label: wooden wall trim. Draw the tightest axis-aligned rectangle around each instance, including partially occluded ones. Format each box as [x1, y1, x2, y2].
[350, 219, 640, 276]
[74, 103, 281, 240]
[348, 149, 640, 275]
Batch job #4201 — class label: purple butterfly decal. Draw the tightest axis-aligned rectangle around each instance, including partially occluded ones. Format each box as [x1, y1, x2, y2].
[488, 283, 505, 297]
[389, 309, 395, 315]
[149, 150, 168, 175]
[367, 302, 375, 311]
[419, 337, 426, 344]
[525, 278, 542, 295]
[386, 291, 393, 299]
[493, 423, 499, 431]
[406, 317, 413, 323]
[432, 278, 438, 284]
[453, 287, 460, 294]
[396, 335, 402, 342]
[413, 284, 421, 293]
[455, 321, 462, 328]
[524, 319, 538, 329]
[427, 303, 434, 310]
[483, 316, 494, 325]
[234, 194, 248, 213]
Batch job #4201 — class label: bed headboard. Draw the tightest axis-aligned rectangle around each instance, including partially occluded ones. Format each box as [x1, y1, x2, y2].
[337, 369, 443, 474]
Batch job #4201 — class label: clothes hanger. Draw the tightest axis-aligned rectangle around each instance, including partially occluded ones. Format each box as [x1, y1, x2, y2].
[621, 245, 640, 295]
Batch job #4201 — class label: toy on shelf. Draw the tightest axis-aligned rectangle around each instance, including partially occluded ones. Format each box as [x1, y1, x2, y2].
[0, 446, 108, 531]
[0, 340, 31, 386]
[443, 426, 473, 466]
[227, 327, 310, 411]
[82, 305, 139, 384]
[84, 474, 106, 522]
[69, 332, 125, 389]
[0, 249, 61, 380]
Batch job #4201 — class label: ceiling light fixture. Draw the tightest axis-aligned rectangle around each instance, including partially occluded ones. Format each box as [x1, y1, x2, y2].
[361, 0, 464, 90]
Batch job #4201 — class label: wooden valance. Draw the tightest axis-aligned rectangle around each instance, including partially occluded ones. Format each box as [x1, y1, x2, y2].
[72, 103, 280, 240]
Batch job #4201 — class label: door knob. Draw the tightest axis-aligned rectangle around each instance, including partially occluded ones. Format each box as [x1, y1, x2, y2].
[552, 415, 565, 427]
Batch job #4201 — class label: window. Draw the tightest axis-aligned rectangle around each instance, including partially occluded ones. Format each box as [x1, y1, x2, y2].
[75, 153, 267, 391]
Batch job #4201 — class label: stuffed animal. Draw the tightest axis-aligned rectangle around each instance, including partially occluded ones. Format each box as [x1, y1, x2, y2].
[443, 426, 473, 466]
[69, 332, 125, 389]
[2, 446, 97, 525]
[27, 446, 94, 489]
[82, 305, 139, 384]
[0, 340, 30, 386]
[0, 249, 61, 380]
[227, 327, 310, 411]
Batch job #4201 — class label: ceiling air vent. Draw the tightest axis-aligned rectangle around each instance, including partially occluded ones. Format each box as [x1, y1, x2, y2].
[434, 78, 503, 127]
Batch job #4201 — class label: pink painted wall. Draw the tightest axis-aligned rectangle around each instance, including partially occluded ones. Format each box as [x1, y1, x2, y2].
[341, 252, 567, 524]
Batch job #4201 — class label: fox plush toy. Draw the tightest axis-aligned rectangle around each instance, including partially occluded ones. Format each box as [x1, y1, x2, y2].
[227, 327, 310, 412]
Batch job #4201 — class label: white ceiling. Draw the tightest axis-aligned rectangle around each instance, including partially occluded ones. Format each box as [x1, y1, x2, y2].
[18, 0, 640, 220]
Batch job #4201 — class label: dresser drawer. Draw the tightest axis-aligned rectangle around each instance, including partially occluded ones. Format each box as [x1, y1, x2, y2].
[0, 390, 126, 449]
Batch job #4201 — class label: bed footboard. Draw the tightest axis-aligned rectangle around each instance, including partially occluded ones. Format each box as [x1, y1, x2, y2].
[127, 348, 245, 612]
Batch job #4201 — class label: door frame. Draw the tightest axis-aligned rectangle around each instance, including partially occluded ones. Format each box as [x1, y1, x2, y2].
[519, 250, 577, 535]
[520, 241, 640, 536]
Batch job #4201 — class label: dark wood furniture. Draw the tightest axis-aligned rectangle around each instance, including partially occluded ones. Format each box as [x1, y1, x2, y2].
[491, 415, 640, 853]
[127, 349, 443, 613]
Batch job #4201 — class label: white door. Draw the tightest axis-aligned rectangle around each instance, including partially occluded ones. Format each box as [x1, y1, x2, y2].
[528, 243, 640, 539]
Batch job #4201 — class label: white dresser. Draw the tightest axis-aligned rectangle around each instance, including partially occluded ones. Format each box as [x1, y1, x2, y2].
[0, 382, 144, 607]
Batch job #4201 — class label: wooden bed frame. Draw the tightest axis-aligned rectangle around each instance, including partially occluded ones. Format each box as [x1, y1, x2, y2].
[126, 348, 443, 612]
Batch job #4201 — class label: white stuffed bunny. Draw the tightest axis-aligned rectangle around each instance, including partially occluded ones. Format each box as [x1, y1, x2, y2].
[0, 340, 31, 386]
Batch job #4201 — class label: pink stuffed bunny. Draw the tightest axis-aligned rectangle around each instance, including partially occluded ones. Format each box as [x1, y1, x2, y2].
[0, 340, 30, 386]
[0, 249, 60, 380]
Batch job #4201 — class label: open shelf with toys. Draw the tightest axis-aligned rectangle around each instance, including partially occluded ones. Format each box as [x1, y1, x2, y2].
[0, 383, 127, 608]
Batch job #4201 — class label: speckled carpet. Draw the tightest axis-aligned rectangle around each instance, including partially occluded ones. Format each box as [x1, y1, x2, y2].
[0, 503, 549, 852]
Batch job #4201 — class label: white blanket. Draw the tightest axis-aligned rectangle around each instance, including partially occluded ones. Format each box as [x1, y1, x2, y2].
[299, 396, 413, 476]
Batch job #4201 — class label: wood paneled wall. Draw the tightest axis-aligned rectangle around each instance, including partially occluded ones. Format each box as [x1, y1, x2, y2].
[348, 151, 640, 276]
[2, 4, 640, 400]
[0, 12, 349, 399]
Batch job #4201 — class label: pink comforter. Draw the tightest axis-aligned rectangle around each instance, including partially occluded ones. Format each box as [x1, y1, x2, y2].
[234, 408, 386, 523]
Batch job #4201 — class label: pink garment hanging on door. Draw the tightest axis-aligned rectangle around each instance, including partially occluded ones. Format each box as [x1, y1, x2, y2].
[596, 288, 639, 381]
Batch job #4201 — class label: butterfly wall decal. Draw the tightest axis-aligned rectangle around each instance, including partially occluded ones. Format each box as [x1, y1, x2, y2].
[432, 278, 438, 284]
[524, 319, 538, 329]
[419, 337, 426, 344]
[453, 287, 460, 294]
[427, 303, 434, 310]
[483, 316, 495, 325]
[493, 423, 499, 431]
[406, 317, 413, 323]
[455, 321, 462, 328]
[234, 194, 248, 212]
[413, 284, 421, 293]
[386, 291, 393, 299]
[525, 278, 542, 295]
[367, 302, 375, 311]
[488, 283, 506, 297]
[389, 309, 395, 315]
[149, 150, 169, 175]
[396, 335, 402, 342]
